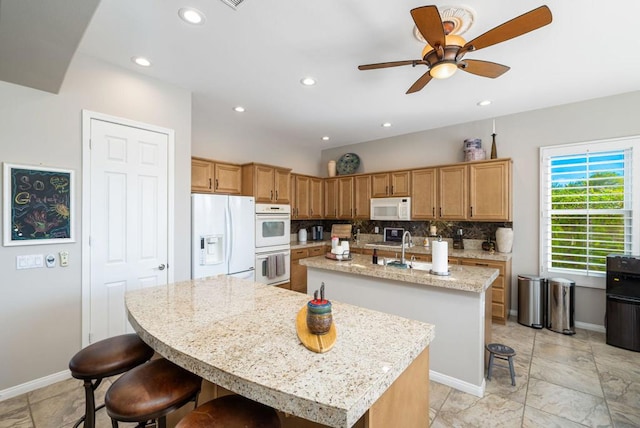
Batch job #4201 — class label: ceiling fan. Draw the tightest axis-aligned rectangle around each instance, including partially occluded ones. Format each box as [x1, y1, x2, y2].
[358, 5, 552, 94]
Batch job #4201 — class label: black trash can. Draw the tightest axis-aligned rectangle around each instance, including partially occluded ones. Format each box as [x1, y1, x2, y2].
[517, 274, 546, 328]
[547, 278, 576, 335]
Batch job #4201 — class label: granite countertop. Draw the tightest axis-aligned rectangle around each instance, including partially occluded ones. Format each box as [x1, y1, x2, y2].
[125, 276, 435, 428]
[300, 254, 498, 293]
[290, 239, 511, 262]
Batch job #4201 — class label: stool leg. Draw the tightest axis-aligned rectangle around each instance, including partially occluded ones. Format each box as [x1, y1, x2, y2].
[487, 353, 494, 381]
[508, 356, 516, 386]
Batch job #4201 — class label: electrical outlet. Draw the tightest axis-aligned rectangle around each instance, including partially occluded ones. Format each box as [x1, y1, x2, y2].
[374, 226, 380, 234]
[59, 251, 69, 267]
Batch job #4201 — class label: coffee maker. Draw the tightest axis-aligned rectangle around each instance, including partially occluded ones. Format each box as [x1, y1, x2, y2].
[311, 225, 324, 241]
[453, 228, 464, 249]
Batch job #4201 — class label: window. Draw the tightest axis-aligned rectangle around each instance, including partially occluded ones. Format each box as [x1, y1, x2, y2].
[540, 136, 640, 288]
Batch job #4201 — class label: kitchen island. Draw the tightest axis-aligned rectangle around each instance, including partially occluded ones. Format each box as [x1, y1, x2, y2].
[300, 254, 498, 397]
[125, 276, 435, 428]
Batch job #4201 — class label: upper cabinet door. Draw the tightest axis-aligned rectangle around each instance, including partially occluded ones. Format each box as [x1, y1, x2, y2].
[438, 165, 468, 220]
[309, 177, 324, 219]
[371, 173, 390, 198]
[191, 158, 214, 193]
[390, 171, 410, 196]
[274, 168, 291, 204]
[411, 168, 437, 220]
[255, 165, 275, 202]
[337, 177, 354, 219]
[294, 175, 311, 219]
[324, 178, 338, 219]
[354, 175, 371, 219]
[214, 162, 242, 194]
[469, 160, 512, 221]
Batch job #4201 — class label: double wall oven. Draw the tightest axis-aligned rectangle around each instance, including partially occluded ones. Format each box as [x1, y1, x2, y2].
[255, 204, 291, 286]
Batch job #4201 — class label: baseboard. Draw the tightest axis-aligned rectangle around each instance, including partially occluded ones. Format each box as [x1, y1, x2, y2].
[575, 321, 606, 333]
[0, 370, 71, 402]
[509, 309, 605, 333]
[430, 370, 485, 398]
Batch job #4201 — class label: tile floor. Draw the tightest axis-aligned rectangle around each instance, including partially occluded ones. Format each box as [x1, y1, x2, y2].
[1, 318, 639, 427]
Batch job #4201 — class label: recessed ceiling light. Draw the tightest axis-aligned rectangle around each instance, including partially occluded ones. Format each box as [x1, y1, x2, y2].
[300, 77, 316, 86]
[381, 122, 392, 128]
[477, 100, 492, 106]
[233, 106, 245, 113]
[178, 8, 205, 25]
[321, 136, 330, 141]
[131, 56, 152, 67]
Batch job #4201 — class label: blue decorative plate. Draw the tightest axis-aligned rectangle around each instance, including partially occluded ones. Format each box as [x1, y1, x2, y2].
[336, 153, 360, 175]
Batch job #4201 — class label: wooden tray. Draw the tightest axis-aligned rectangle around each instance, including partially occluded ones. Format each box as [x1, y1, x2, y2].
[296, 306, 337, 353]
[325, 252, 352, 261]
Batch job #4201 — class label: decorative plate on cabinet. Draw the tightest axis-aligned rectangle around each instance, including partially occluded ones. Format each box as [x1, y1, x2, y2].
[336, 153, 360, 175]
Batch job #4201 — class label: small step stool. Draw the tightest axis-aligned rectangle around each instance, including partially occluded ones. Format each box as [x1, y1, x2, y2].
[486, 343, 516, 386]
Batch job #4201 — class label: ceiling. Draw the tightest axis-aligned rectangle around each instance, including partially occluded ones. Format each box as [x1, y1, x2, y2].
[3, 1, 640, 149]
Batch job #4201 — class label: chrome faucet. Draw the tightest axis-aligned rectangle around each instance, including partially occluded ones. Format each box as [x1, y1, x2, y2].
[401, 230, 412, 265]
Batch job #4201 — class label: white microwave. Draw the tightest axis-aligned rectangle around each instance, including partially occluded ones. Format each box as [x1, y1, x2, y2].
[370, 197, 411, 221]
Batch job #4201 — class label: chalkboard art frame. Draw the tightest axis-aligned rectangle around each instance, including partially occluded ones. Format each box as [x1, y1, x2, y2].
[3, 163, 75, 246]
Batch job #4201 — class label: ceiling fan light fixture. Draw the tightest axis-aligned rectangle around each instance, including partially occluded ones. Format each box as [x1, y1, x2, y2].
[430, 62, 457, 79]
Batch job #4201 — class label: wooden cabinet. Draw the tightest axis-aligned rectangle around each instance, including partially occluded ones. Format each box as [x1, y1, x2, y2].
[468, 160, 512, 221]
[437, 164, 468, 220]
[242, 163, 291, 204]
[324, 178, 338, 219]
[460, 258, 512, 324]
[337, 177, 354, 219]
[292, 174, 310, 219]
[309, 177, 323, 219]
[410, 168, 437, 220]
[292, 175, 324, 219]
[371, 171, 411, 197]
[353, 175, 371, 219]
[191, 158, 242, 194]
[290, 246, 325, 293]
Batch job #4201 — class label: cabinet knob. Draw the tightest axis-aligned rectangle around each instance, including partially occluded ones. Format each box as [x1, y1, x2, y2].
[271, 190, 274, 200]
[391, 185, 394, 195]
[215, 178, 219, 190]
[208, 178, 212, 189]
[470, 206, 473, 217]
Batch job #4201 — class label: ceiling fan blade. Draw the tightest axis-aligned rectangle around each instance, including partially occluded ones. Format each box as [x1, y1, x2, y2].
[460, 59, 510, 78]
[463, 5, 552, 52]
[358, 60, 422, 70]
[410, 6, 445, 49]
[406, 72, 433, 94]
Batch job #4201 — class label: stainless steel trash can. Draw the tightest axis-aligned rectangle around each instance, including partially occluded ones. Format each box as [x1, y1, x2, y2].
[547, 278, 576, 335]
[517, 275, 546, 328]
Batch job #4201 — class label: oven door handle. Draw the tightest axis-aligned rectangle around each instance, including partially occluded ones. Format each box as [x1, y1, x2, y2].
[607, 294, 640, 304]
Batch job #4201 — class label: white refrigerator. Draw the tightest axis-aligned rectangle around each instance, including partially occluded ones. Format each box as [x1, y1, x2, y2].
[191, 194, 255, 279]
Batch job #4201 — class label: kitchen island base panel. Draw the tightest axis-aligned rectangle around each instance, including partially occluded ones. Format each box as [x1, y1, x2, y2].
[198, 347, 429, 428]
[307, 267, 490, 397]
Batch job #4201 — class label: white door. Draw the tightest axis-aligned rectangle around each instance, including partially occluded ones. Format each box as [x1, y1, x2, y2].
[85, 115, 171, 344]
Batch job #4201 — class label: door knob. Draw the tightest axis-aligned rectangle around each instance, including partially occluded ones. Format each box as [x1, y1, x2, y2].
[158, 264, 166, 270]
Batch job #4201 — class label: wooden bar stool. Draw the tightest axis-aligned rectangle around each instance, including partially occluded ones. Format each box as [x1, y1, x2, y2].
[105, 358, 201, 428]
[69, 333, 154, 428]
[176, 394, 281, 428]
[486, 343, 516, 386]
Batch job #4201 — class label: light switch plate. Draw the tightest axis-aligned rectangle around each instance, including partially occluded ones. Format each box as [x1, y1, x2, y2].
[16, 254, 44, 270]
[59, 251, 69, 267]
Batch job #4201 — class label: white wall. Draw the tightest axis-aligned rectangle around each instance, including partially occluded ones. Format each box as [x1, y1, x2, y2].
[0, 54, 192, 392]
[321, 91, 640, 326]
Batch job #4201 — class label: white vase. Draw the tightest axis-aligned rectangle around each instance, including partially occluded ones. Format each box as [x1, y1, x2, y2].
[327, 160, 336, 177]
[495, 227, 513, 253]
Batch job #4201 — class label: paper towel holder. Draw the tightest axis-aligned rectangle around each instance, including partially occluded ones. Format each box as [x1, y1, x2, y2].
[430, 235, 451, 276]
